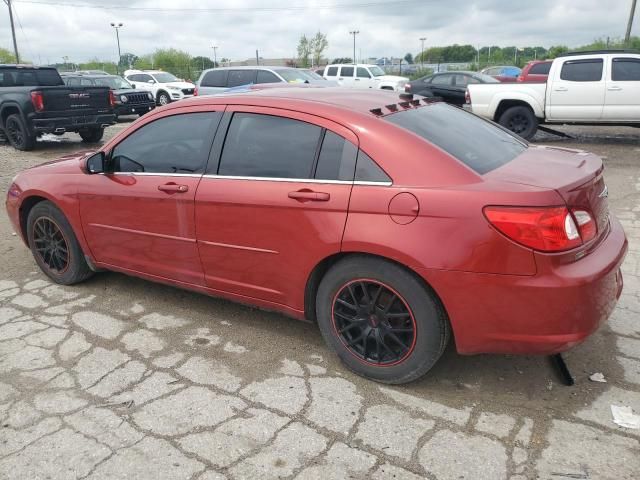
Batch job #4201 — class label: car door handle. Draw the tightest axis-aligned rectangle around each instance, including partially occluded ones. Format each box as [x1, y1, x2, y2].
[338, 77, 344, 80]
[607, 86, 622, 91]
[288, 190, 330, 202]
[554, 87, 569, 92]
[354, 78, 361, 81]
[158, 183, 189, 193]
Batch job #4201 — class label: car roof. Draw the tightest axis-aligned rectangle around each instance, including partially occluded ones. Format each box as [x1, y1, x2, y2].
[205, 66, 284, 71]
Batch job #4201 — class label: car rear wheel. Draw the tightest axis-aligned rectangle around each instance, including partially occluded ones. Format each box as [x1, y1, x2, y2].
[27, 201, 94, 285]
[498, 105, 538, 140]
[79, 127, 104, 143]
[316, 256, 450, 384]
[157, 92, 170, 105]
[5, 114, 36, 151]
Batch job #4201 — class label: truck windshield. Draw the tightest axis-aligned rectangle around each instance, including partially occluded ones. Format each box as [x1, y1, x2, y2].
[385, 103, 527, 174]
[369, 66, 386, 77]
[0, 68, 63, 87]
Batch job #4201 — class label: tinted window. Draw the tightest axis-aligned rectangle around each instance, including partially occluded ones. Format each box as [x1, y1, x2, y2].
[560, 59, 603, 82]
[111, 112, 221, 174]
[529, 62, 551, 75]
[201, 70, 228, 87]
[227, 70, 256, 87]
[431, 74, 453, 85]
[385, 103, 526, 175]
[454, 74, 479, 86]
[219, 113, 322, 178]
[80, 78, 94, 86]
[139, 74, 153, 82]
[314, 132, 357, 181]
[326, 66, 339, 76]
[340, 66, 354, 77]
[65, 77, 80, 86]
[256, 70, 281, 84]
[357, 67, 371, 78]
[0, 68, 63, 87]
[355, 151, 392, 183]
[612, 58, 640, 81]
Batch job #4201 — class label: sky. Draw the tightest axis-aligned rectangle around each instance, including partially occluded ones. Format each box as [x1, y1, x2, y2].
[1, 0, 637, 65]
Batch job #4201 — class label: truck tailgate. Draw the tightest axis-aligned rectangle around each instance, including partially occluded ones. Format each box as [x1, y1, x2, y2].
[37, 86, 112, 116]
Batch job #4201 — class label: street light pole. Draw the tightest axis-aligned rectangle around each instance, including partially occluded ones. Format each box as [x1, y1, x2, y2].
[419, 37, 426, 68]
[110, 22, 123, 74]
[212, 46, 218, 67]
[349, 30, 359, 64]
[625, 0, 637, 45]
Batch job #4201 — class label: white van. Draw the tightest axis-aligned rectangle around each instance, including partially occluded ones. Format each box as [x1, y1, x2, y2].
[323, 64, 408, 91]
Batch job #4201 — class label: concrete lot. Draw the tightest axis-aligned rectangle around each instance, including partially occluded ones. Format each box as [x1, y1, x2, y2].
[0, 119, 639, 480]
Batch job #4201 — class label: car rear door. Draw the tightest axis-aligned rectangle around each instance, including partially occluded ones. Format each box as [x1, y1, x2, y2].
[338, 66, 356, 87]
[547, 57, 605, 121]
[198, 69, 229, 95]
[79, 107, 223, 285]
[428, 74, 455, 101]
[194, 106, 357, 311]
[602, 56, 640, 121]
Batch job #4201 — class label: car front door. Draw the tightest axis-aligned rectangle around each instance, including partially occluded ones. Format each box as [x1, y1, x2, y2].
[194, 107, 357, 312]
[602, 56, 640, 121]
[338, 66, 355, 87]
[79, 108, 223, 285]
[355, 67, 373, 89]
[428, 74, 455, 101]
[547, 58, 605, 120]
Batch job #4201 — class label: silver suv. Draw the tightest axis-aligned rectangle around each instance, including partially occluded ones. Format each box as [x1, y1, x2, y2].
[196, 66, 329, 96]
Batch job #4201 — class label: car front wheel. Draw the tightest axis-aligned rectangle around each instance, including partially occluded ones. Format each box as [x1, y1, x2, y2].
[316, 256, 450, 384]
[157, 92, 170, 105]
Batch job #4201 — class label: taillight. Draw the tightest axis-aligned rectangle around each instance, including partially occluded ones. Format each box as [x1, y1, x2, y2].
[109, 90, 116, 108]
[517, 75, 524, 82]
[194, 86, 199, 96]
[464, 89, 470, 104]
[30, 91, 44, 112]
[484, 206, 585, 252]
[404, 83, 411, 93]
[572, 209, 597, 243]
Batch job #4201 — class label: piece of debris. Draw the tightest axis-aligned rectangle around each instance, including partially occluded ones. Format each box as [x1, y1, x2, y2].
[551, 473, 589, 479]
[610, 405, 640, 429]
[588, 372, 606, 383]
[97, 400, 134, 409]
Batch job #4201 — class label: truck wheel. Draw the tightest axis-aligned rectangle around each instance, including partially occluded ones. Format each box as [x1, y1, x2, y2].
[79, 128, 104, 143]
[498, 106, 538, 140]
[5, 114, 36, 151]
[157, 92, 170, 105]
[316, 256, 450, 384]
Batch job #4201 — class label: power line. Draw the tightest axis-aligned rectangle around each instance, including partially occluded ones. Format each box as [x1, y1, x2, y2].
[14, 0, 420, 12]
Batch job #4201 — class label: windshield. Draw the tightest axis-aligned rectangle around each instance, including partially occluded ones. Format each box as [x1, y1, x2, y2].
[153, 72, 179, 83]
[303, 70, 325, 80]
[369, 66, 386, 77]
[275, 69, 313, 83]
[93, 76, 132, 89]
[385, 103, 526, 174]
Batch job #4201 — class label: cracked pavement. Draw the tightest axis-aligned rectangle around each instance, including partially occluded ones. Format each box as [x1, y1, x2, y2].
[1, 122, 639, 480]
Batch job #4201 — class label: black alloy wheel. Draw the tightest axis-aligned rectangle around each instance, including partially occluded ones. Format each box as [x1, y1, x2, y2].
[5, 114, 35, 151]
[31, 217, 70, 274]
[332, 279, 416, 366]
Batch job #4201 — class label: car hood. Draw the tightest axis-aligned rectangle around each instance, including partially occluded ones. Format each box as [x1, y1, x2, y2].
[164, 81, 195, 89]
[28, 151, 93, 174]
[376, 75, 409, 83]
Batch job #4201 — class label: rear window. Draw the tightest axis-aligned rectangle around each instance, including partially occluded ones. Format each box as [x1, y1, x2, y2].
[612, 58, 640, 81]
[227, 70, 256, 87]
[201, 70, 228, 87]
[529, 62, 551, 75]
[0, 68, 63, 87]
[560, 59, 603, 82]
[385, 103, 526, 175]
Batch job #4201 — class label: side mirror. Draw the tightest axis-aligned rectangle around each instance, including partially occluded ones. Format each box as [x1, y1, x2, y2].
[131, 84, 136, 89]
[86, 152, 105, 174]
[147, 79, 155, 84]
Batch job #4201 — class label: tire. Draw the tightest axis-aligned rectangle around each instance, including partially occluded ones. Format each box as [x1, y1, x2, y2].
[498, 105, 538, 140]
[157, 91, 170, 106]
[79, 127, 104, 143]
[26, 201, 94, 285]
[5, 114, 36, 151]
[316, 256, 450, 384]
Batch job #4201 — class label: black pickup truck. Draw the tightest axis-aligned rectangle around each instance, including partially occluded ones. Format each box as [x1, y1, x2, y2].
[0, 65, 115, 151]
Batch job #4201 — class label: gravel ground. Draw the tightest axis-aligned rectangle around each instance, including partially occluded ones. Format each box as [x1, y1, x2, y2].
[0, 119, 639, 480]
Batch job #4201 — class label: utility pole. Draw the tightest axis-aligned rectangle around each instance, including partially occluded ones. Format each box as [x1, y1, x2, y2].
[212, 45, 218, 67]
[255, 50, 259, 66]
[625, 0, 637, 45]
[4, 0, 20, 63]
[419, 37, 426, 68]
[349, 30, 359, 64]
[110, 23, 123, 74]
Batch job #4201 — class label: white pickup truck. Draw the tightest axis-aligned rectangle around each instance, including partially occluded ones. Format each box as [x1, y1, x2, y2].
[466, 50, 640, 139]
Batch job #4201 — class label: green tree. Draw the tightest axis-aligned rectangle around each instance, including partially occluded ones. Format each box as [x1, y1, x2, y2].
[119, 53, 138, 71]
[0, 47, 16, 63]
[297, 35, 311, 68]
[546, 45, 569, 59]
[331, 57, 352, 64]
[310, 32, 328, 67]
[77, 59, 118, 74]
[191, 56, 216, 71]
[404, 52, 413, 64]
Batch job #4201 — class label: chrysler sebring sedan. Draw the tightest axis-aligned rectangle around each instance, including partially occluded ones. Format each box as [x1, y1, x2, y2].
[6, 88, 627, 384]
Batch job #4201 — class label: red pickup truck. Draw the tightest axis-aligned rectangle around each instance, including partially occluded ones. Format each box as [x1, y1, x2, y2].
[517, 60, 552, 83]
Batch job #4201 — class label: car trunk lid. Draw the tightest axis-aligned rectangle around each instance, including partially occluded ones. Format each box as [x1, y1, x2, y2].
[486, 145, 610, 243]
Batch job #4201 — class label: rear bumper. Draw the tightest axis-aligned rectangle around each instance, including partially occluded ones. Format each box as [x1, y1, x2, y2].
[31, 114, 116, 134]
[419, 216, 628, 355]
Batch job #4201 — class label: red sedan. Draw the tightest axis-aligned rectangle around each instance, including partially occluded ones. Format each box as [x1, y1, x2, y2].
[6, 88, 627, 384]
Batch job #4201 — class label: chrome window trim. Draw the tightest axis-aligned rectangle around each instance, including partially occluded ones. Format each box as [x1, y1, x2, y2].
[109, 172, 203, 178]
[200, 174, 392, 186]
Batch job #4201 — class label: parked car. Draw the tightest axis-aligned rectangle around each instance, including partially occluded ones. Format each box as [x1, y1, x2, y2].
[195, 66, 330, 96]
[467, 50, 640, 139]
[405, 71, 499, 106]
[0, 65, 115, 150]
[480, 66, 521, 82]
[7, 88, 627, 384]
[124, 69, 195, 105]
[61, 73, 156, 118]
[517, 60, 552, 83]
[323, 64, 408, 91]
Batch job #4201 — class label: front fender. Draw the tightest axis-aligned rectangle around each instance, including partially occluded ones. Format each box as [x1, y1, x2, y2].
[490, 92, 544, 119]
